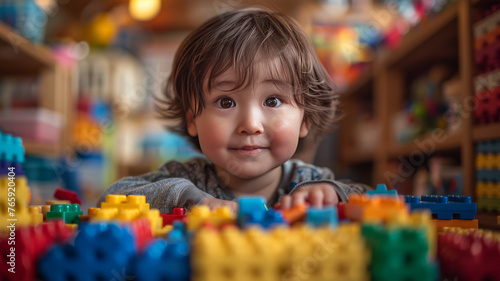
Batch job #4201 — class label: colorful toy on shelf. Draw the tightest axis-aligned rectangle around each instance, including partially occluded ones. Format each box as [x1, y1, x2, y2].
[475, 139, 500, 212]
[366, 184, 398, 197]
[404, 195, 477, 219]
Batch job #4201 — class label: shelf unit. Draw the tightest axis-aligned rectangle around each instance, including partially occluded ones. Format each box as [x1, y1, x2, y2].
[0, 22, 74, 157]
[338, 0, 499, 229]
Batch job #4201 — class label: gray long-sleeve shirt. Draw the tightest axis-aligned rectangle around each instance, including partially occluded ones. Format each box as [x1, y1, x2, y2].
[98, 157, 367, 213]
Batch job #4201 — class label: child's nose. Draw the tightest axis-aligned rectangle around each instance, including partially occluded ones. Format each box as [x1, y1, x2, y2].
[237, 108, 264, 135]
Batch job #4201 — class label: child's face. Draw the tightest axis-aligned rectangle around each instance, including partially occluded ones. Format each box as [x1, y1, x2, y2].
[186, 60, 309, 180]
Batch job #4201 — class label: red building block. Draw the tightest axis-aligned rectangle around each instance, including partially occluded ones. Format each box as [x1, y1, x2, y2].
[0, 220, 73, 281]
[160, 208, 187, 226]
[54, 188, 82, 205]
[438, 230, 500, 281]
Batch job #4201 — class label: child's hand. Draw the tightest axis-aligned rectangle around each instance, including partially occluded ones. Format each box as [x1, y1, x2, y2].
[199, 197, 238, 214]
[280, 184, 339, 209]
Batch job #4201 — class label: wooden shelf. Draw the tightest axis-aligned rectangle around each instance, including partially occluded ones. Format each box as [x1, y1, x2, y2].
[0, 22, 54, 75]
[343, 148, 375, 164]
[473, 123, 500, 141]
[477, 212, 500, 230]
[388, 130, 463, 158]
[384, 2, 459, 70]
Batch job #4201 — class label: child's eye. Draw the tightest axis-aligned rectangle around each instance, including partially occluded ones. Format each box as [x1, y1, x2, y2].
[264, 97, 282, 107]
[217, 97, 235, 109]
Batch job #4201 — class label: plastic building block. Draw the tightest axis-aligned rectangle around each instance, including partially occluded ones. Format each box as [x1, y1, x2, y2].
[0, 132, 25, 163]
[237, 196, 267, 225]
[132, 238, 190, 281]
[54, 187, 82, 205]
[160, 207, 187, 226]
[242, 208, 286, 229]
[366, 184, 398, 197]
[344, 194, 409, 223]
[0, 220, 72, 281]
[404, 195, 477, 220]
[477, 197, 500, 212]
[46, 204, 83, 224]
[100, 194, 150, 212]
[438, 229, 500, 281]
[305, 206, 338, 228]
[45, 199, 71, 205]
[191, 223, 370, 281]
[187, 206, 235, 231]
[362, 221, 437, 281]
[432, 219, 478, 234]
[281, 203, 306, 224]
[132, 221, 190, 281]
[38, 222, 137, 281]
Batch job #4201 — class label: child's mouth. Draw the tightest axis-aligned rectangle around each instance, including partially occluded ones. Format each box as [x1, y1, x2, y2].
[230, 146, 267, 156]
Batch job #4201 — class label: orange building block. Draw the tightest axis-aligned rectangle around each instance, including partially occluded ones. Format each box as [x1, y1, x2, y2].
[344, 194, 410, 223]
[432, 219, 478, 234]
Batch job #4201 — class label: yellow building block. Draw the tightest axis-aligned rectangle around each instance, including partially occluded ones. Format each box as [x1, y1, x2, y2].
[139, 209, 164, 237]
[192, 223, 370, 281]
[344, 194, 409, 223]
[476, 182, 500, 197]
[187, 206, 235, 231]
[29, 206, 43, 225]
[100, 194, 150, 212]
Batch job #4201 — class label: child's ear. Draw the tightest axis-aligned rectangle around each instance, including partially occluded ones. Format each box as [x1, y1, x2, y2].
[299, 120, 309, 138]
[186, 110, 198, 137]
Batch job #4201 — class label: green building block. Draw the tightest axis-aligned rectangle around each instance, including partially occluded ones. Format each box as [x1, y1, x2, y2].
[46, 204, 83, 224]
[361, 224, 437, 281]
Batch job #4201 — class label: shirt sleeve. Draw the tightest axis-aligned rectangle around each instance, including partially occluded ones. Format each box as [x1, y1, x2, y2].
[96, 159, 213, 213]
[287, 160, 368, 202]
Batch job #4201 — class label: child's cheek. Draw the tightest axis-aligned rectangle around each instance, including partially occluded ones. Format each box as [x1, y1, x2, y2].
[269, 118, 301, 152]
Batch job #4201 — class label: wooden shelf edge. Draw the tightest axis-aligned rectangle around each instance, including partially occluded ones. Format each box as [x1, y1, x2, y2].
[388, 130, 463, 158]
[473, 124, 500, 141]
[0, 22, 54, 68]
[384, 2, 459, 67]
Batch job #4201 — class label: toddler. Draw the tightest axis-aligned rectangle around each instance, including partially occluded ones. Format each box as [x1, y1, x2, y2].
[99, 7, 367, 213]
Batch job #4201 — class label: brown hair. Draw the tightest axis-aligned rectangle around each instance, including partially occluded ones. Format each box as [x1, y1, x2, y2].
[157, 7, 339, 150]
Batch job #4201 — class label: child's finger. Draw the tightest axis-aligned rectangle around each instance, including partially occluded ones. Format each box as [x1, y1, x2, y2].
[291, 192, 307, 207]
[307, 188, 324, 208]
[280, 195, 292, 210]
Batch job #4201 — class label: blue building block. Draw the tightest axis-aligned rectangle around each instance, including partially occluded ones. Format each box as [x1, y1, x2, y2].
[38, 222, 136, 281]
[366, 184, 398, 197]
[0, 132, 24, 163]
[404, 195, 477, 220]
[305, 206, 338, 228]
[132, 224, 191, 281]
[237, 197, 268, 225]
[242, 208, 287, 229]
[0, 160, 24, 177]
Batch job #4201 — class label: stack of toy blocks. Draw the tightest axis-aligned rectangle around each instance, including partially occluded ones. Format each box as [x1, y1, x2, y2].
[0, 131, 41, 229]
[438, 228, 500, 281]
[404, 195, 478, 233]
[476, 140, 500, 212]
[343, 185, 437, 281]
[474, 4, 500, 124]
[191, 223, 370, 281]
